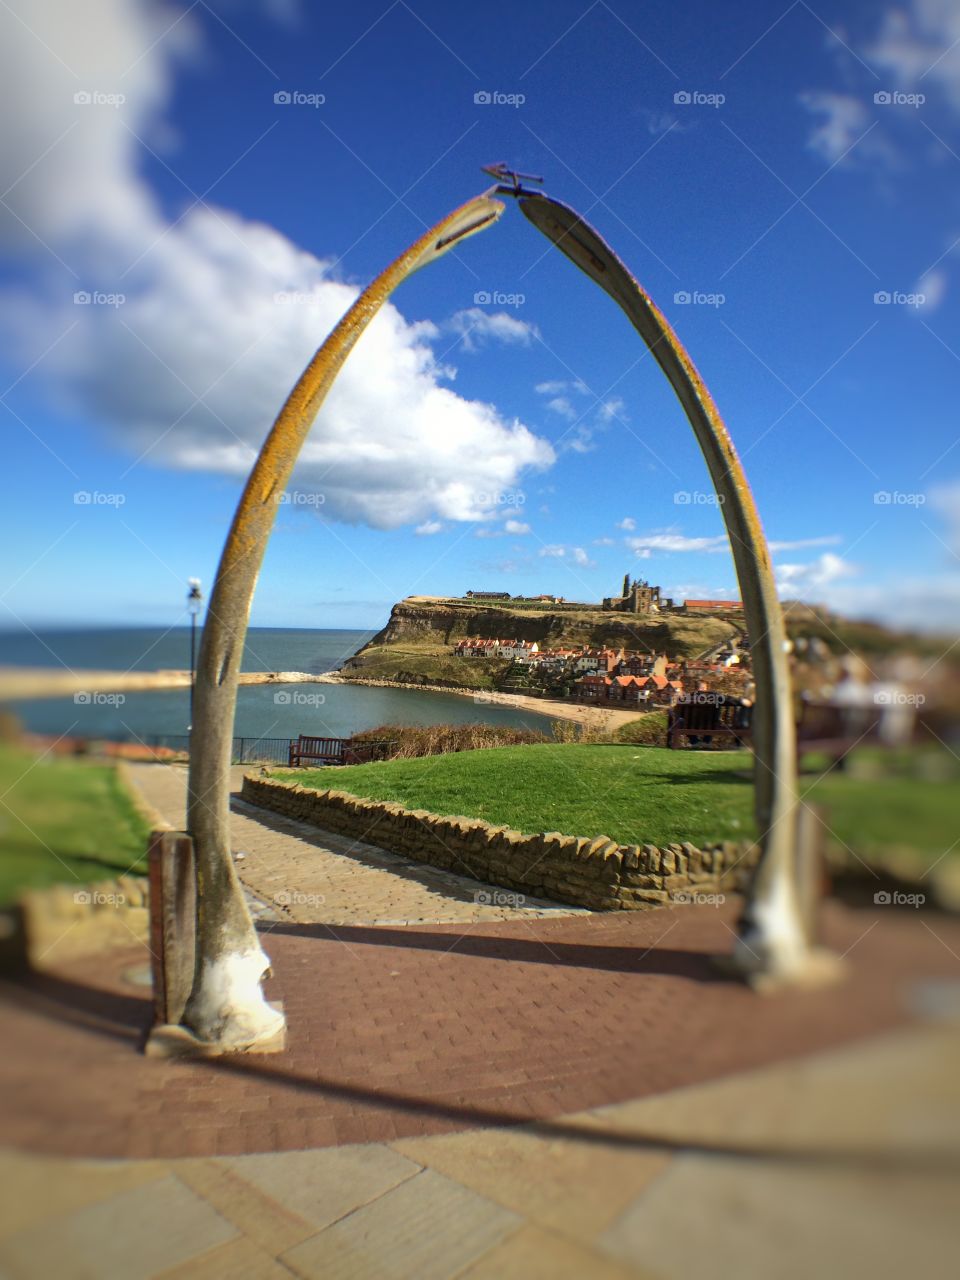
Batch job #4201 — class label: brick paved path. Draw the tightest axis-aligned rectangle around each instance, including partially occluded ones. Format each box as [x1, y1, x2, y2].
[126, 762, 582, 925]
[2, 900, 957, 1160]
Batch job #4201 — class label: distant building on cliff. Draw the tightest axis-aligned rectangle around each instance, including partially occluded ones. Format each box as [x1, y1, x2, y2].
[603, 574, 673, 614]
[681, 598, 743, 614]
[464, 590, 510, 600]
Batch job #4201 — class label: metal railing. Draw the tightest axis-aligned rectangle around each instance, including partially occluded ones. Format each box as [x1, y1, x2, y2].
[134, 734, 294, 765]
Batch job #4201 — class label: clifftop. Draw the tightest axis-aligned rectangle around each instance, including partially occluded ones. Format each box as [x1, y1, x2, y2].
[336, 594, 945, 693]
[339, 596, 742, 689]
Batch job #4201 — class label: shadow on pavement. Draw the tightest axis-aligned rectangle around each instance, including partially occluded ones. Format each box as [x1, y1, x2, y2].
[260, 920, 733, 982]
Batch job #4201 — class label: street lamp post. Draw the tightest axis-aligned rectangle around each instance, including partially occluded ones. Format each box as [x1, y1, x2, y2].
[186, 578, 202, 731]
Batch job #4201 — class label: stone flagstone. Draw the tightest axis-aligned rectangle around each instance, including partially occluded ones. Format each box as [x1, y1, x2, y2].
[0, 1175, 237, 1280]
[279, 1168, 521, 1280]
[218, 1145, 422, 1231]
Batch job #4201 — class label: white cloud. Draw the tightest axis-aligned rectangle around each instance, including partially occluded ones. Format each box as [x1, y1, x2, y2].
[415, 520, 443, 536]
[616, 517, 637, 531]
[625, 531, 841, 556]
[917, 267, 947, 311]
[799, 3, 960, 176]
[592, 536, 615, 546]
[776, 552, 857, 595]
[767, 536, 844, 552]
[595, 396, 626, 423]
[639, 109, 682, 136]
[545, 397, 577, 420]
[798, 92, 871, 164]
[534, 379, 622, 455]
[447, 308, 538, 353]
[537, 544, 594, 568]
[0, 0, 191, 253]
[535, 379, 588, 397]
[627, 533, 728, 554]
[565, 425, 597, 454]
[0, 0, 555, 531]
[476, 518, 533, 539]
[867, 1, 960, 110]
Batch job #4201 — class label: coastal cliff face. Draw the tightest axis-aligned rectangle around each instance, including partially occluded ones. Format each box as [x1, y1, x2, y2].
[339, 597, 741, 688]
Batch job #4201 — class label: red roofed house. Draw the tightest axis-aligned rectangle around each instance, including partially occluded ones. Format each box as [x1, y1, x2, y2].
[682, 599, 743, 613]
[638, 675, 685, 706]
[616, 653, 668, 678]
[608, 675, 645, 704]
[575, 673, 611, 701]
[496, 639, 539, 660]
[455, 637, 500, 658]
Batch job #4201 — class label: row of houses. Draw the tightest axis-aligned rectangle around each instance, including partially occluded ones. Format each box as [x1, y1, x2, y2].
[575, 665, 752, 706]
[455, 638, 541, 660]
[453, 638, 751, 691]
[576, 673, 686, 706]
[453, 639, 675, 675]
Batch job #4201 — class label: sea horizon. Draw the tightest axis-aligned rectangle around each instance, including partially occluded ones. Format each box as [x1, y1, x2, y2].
[0, 624, 556, 740]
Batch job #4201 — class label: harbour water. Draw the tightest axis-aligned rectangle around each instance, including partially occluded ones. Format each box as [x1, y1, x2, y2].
[0, 626, 557, 739]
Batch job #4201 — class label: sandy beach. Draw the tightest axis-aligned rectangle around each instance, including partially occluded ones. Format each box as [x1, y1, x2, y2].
[316, 672, 641, 730]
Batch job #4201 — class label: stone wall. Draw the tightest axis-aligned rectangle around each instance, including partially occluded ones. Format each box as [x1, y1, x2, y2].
[241, 775, 760, 912]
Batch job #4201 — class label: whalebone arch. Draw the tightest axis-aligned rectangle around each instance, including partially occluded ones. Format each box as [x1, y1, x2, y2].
[184, 181, 830, 1052]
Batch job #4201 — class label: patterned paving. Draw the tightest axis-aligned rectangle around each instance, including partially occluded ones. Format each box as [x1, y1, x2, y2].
[2, 900, 957, 1161]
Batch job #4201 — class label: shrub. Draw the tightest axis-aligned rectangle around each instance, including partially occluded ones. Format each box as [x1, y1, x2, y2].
[550, 719, 577, 744]
[347, 722, 550, 760]
[614, 711, 668, 746]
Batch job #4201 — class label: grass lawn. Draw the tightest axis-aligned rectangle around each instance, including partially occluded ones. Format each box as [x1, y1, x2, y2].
[276, 742, 959, 870]
[0, 743, 150, 906]
[806, 761, 960, 866]
[278, 744, 757, 848]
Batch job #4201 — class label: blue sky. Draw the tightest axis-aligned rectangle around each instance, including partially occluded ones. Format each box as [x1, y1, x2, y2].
[1, 0, 959, 633]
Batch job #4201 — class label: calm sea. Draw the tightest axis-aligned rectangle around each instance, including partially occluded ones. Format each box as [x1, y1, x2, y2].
[0, 626, 555, 739]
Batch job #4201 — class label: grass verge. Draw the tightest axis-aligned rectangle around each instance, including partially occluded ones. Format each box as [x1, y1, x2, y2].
[0, 743, 150, 906]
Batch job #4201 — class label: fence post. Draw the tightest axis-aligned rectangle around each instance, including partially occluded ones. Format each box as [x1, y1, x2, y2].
[146, 830, 196, 1029]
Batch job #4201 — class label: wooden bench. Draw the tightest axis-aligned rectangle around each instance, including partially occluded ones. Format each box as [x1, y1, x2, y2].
[668, 698, 887, 763]
[287, 736, 399, 767]
[287, 735, 348, 767]
[667, 696, 753, 749]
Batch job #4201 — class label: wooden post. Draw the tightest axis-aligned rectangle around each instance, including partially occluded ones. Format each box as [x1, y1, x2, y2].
[147, 830, 196, 1027]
